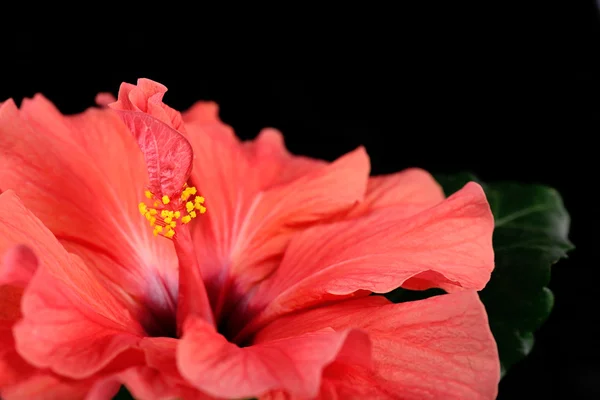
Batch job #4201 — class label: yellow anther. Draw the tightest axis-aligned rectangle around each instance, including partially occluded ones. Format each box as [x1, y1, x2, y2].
[186, 202, 194, 212]
[141, 188, 205, 240]
[138, 203, 147, 215]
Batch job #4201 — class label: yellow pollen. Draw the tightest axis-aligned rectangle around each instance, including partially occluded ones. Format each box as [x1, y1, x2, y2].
[138, 202, 147, 215]
[164, 228, 175, 239]
[139, 187, 205, 239]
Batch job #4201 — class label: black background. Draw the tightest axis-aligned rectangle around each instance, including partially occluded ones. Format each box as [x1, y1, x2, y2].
[2, 2, 597, 398]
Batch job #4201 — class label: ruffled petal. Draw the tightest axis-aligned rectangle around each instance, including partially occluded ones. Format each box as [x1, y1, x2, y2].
[0, 374, 100, 400]
[237, 182, 494, 338]
[0, 191, 144, 378]
[178, 316, 371, 399]
[256, 291, 500, 399]
[183, 103, 369, 318]
[0, 98, 179, 335]
[348, 168, 445, 218]
[0, 247, 38, 388]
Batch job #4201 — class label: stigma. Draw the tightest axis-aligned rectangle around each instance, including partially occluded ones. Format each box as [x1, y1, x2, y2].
[138, 185, 206, 239]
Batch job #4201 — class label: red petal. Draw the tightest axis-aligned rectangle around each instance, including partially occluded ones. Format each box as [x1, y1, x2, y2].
[94, 92, 116, 107]
[177, 316, 371, 399]
[348, 168, 445, 218]
[0, 192, 144, 378]
[0, 245, 37, 289]
[109, 111, 193, 198]
[0, 97, 179, 335]
[237, 182, 494, 338]
[256, 291, 500, 399]
[184, 103, 369, 319]
[111, 79, 186, 132]
[109, 79, 193, 198]
[0, 374, 98, 400]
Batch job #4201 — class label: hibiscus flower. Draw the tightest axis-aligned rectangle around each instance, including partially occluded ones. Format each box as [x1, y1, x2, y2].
[0, 78, 500, 399]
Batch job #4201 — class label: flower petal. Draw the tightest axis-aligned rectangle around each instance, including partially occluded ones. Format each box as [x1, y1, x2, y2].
[348, 168, 445, 218]
[0, 245, 38, 287]
[110, 79, 186, 132]
[0, 246, 38, 388]
[256, 291, 500, 399]
[237, 182, 494, 338]
[108, 79, 193, 198]
[178, 316, 371, 399]
[0, 191, 144, 378]
[0, 97, 179, 335]
[0, 374, 100, 400]
[184, 104, 370, 317]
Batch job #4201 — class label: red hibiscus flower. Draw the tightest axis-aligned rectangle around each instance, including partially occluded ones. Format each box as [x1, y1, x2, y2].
[0, 79, 500, 399]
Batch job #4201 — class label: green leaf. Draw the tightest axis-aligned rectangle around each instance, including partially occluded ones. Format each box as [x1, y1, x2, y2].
[434, 172, 574, 376]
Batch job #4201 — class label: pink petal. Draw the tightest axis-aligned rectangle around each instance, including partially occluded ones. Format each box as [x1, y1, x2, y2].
[0, 191, 144, 378]
[0, 374, 99, 400]
[256, 291, 500, 399]
[0, 245, 38, 287]
[0, 98, 179, 336]
[0, 286, 31, 389]
[177, 316, 371, 399]
[108, 111, 193, 198]
[111, 79, 186, 132]
[106, 367, 211, 400]
[94, 337, 214, 399]
[109, 79, 193, 198]
[184, 103, 369, 318]
[94, 92, 116, 107]
[348, 168, 445, 218]
[237, 182, 494, 338]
